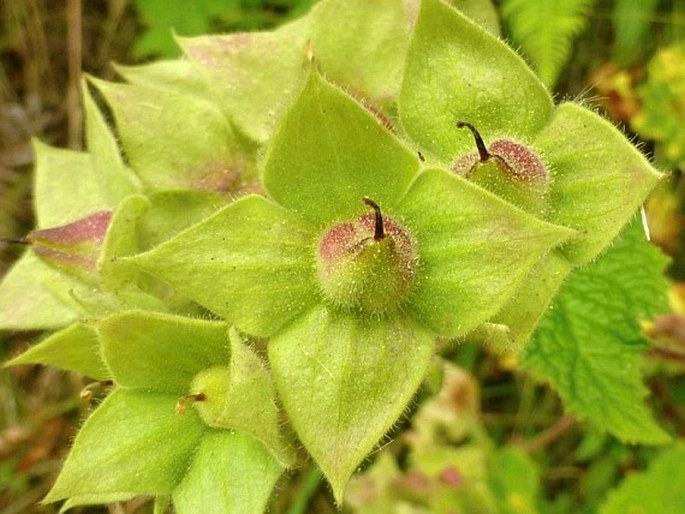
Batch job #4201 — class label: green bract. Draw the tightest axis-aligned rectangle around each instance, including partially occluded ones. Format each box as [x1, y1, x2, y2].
[0, 0, 668, 511]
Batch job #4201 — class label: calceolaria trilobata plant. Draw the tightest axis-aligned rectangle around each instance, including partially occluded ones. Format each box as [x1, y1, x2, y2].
[1, 0, 672, 512]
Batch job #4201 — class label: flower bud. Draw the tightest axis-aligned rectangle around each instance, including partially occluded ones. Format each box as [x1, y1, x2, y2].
[26, 211, 112, 283]
[316, 198, 418, 314]
[453, 122, 550, 215]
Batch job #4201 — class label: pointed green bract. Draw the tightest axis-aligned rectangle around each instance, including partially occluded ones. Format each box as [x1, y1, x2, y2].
[450, 0, 501, 36]
[173, 430, 283, 514]
[32, 141, 106, 228]
[180, 18, 309, 143]
[138, 190, 224, 249]
[83, 79, 141, 204]
[44, 390, 206, 503]
[91, 78, 253, 193]
[264, 71, 419, 225]
[5, 322, 109, 379]
[522, 221, 671, 444]
[399, 0, 552, 163]
[536, 102, 663, 265]
[98, 195, 149, 290]
[114, 59, 212, 98]
[0, 252, 84, 330]
[490, 250, 572, 350]
[308, 0, 410, 102]
[268, 305, 434, 504]
[397, 169, 574, 337]
[131, 195, 318, 337]
[598, 443, 685, 514]
[99, 311, 229, 394]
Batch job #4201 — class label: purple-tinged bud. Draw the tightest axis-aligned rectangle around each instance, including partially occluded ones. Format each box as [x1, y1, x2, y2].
[26, 211, 112, 283]
[454, 121, 550, 214]
[316, 198, 418, 314]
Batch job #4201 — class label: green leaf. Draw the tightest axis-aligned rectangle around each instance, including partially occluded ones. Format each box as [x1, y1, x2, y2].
[180, 18, 309, 143]
[137, 190, 225, 249]
[489, 446, 541, 514]
[501, 0, 595, 88]
[264, 71, 419, 226]
[522, 220, 671, 444]
[173, 429, 283, 514]
[397, 169, 575, 338]
[82, 79, 140, 204]
[131, 195, 318, 337]
[268, 305, 434, 504]
[45, 389, 206, 503]
[91, 78, 253, 193]
[99, 311, 229, 394]
[98, 195, 149, 291]
[537, 103, 663, 265]
[399, 0, 552, 164]
[598, 443, 685, 514]
[449, 0, 501, 36]
[32, 141, 106, 228]
[113, 59, 213, 101]
[190, 327, 295, 466]
[308, 0, 410, 102]
[0, 252, 84, 330]
[5, 322, 109, 379]
[489, 250, 572, 350]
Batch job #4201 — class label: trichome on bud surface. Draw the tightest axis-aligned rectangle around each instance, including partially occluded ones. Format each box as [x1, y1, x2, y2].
[316, 197, 418, 314]
[453, 121, 550, 214]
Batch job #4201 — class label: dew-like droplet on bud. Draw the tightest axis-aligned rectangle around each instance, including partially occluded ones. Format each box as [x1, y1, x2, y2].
[316, 198, 418, 314]
[454, 121, 550, 214]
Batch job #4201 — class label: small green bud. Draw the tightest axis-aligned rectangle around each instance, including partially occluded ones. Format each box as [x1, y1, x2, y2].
[453, 121, 549, 214]
[187, 366, 229, 427]
[316, 198, 418, 314]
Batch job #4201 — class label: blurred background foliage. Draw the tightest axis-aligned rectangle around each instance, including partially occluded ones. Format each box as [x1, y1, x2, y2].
[1, 0, 684, 513]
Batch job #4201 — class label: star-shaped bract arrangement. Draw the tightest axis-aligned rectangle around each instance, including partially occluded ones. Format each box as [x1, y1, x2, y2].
[132, 70, 574, 500]
[0, 0, 666, 510]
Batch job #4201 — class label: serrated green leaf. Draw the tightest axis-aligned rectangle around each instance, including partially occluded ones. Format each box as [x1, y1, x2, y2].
[131, 195, 318, 337]
[399, 0, 552, 164]
[180, 18, 309, 143]
[32, 141, 106, 228]
[99, 311, 229, 394]
[397, 169, 575, 337]
[264, 71, 419, 226]
[173, 429, 283, 514]
[268, 305, 434, 504]
[0, 251, 84, 330]
[82, 79, 141, 203]
[91, 78, 253, 193]
[5, 322, 109, 379]
[45, 389, 206, 503]
[537, 103, 663, 265]
[501, 0, 595, 88]
[522, 221, 671, 444]
[308, 0, 410, 102]
[598, 443, 685, 514]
